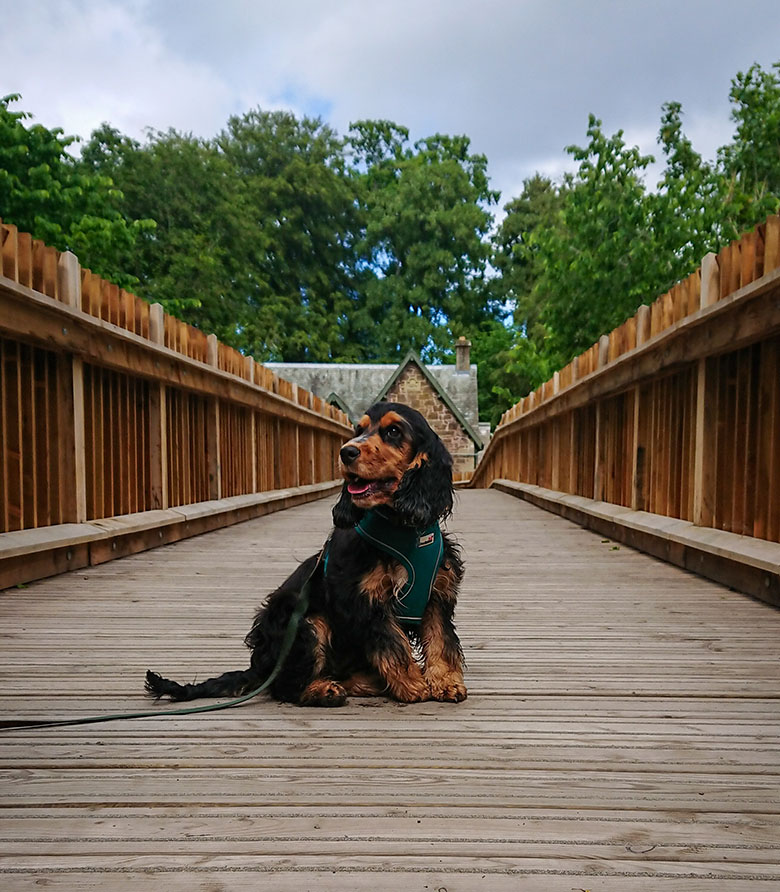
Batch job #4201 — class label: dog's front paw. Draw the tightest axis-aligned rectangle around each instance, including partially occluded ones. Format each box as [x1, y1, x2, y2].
[429, 680, 468, 702]
[391, 677, 431, 703]
[426, 670, 467, 702]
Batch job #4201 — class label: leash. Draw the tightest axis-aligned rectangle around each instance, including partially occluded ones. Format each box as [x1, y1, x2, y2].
[0, 543, 326, 732]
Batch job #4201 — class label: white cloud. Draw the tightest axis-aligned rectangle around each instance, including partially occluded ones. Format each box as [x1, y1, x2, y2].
[1, 0, 234, 143]
[1, 0, 778, 202]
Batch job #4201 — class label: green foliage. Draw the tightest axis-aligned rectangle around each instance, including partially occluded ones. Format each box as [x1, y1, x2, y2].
[0, 94, 152, 288]
[347, 121, 500, 361]
[467, 320, 553, 427]
[5, 58, 780, 429]
[81, 112, 360, 359]
[653, 100, 722, 279]
[492, 174, 563, 345]
[718, 61, 780, 233]
[216, 110, 360, 360]
[532, 116, 660, 362]
[486, 60, 780, 400]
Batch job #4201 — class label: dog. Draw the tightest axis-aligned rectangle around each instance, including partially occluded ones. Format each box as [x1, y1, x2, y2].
[145, 401, 466, 707]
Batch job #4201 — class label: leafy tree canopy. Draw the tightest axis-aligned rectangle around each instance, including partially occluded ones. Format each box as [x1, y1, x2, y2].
[3, 58, 780, 426]
[346, 120, 500, 362]
[0, 94, 152, 287]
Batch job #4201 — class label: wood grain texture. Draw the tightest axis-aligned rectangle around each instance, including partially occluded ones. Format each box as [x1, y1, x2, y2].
[1, 490, 779, 887]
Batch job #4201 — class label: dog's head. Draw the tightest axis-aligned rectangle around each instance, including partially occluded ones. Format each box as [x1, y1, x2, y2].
[332, 401, 454, 529]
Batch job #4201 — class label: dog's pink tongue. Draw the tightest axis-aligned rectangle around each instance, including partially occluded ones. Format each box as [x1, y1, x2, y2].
[348, 480, 372, 495]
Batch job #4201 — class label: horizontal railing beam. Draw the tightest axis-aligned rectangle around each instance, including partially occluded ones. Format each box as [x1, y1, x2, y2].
[476, 263, 780, 460]
[0, 275, 351, 438]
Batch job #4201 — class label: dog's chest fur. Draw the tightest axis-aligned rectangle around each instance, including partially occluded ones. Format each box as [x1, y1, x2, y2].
[359, 561, 409, 606]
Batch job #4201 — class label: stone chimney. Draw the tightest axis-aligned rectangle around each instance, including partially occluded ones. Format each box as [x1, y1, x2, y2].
[455, 336, 471, 372]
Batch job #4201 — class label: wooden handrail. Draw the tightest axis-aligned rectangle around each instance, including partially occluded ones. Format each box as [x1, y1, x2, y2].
[472, 215, 780, 549]
[0, 220, 352, 586]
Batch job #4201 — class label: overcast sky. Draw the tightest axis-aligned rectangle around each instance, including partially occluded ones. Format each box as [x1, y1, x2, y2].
[2, 0, 779, 207]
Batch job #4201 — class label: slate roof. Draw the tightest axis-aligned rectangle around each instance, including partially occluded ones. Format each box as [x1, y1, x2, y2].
[266, 355, 480, 436]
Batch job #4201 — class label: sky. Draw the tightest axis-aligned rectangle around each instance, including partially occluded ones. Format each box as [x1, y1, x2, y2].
[2, 0, 779, 209]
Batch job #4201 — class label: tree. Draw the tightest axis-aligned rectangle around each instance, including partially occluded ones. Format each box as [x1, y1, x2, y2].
[0, 94, 151, 287]
[347, 121, 499, 362]
[718, 61, 780, 236]
[491, 174, 563, 345]
[532, 116, 660, 362]
[80, 112, 360, 359]
[466, 319, 553, 427]
[79, 124, 236, 320]
[215, 109, 360, 360]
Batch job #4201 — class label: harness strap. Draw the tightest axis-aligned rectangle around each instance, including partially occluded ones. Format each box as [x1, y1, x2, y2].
[348, 509, 444, 626]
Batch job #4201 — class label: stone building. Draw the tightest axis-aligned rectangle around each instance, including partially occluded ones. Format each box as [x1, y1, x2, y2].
[267, 339, 485, 472]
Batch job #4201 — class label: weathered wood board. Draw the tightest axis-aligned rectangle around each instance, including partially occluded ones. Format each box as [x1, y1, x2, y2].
[1, 490, 779, 889]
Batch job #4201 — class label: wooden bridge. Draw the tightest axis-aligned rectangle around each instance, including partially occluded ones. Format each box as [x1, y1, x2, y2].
[1, 218, 779, 888]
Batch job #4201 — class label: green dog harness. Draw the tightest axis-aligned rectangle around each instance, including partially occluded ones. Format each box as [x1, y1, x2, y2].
[325, 509, 445, 627]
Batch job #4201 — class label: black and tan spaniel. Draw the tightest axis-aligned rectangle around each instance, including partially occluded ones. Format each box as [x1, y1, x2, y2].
[145, 401, 466, 707]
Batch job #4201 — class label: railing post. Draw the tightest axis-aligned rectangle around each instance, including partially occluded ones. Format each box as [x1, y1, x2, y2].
[597, 334, 610, 369]
[629, 306, 651, 510]
[630, 385, 643, 510]
[693, 253, 719, 527]
[591, 340, 609, 501]
[700, 252, 720, 310]
[57, 250, 80, 309]
[593, 401, 604, 501]
[148, 304, 169, 509]
[635, 305, 650, 347]
[56, 252, 87, 523]
[245, 356, 258, 493]
[206, 334, 222, 500]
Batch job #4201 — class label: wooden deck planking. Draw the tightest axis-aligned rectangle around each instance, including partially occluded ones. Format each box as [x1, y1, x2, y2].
[1, 488, 779, 889]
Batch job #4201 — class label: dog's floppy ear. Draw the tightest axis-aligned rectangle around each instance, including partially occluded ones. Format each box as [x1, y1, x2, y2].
[393, 430, 454, 528]
[332, 481, 364, 528]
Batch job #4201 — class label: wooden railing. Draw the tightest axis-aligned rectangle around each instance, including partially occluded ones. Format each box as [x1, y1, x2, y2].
[472, 216, 780, 604]
[0, 220, 352, 587]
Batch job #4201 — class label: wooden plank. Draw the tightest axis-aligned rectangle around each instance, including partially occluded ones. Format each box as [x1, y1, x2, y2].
[16, 231, 32, 288]
[92, 365, 105, 520]
[494, 482, 780, 604]
[764, 215, 780, 272]
[754, 337, 779, 541]
[1, 491, 780, 885]
[148, 385, 168, 511]
[740, 346, 760, 536]
[24, 343, 38, 527]
[43, 352, 57, 525]
[0, 222, 18, 281]
[7, 341, 24, 531]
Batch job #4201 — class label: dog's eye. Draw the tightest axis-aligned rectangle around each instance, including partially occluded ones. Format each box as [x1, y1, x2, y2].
[384, 424, 402, 440]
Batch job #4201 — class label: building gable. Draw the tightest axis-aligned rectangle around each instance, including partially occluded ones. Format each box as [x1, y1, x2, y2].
[377, 354, 482, 473]
[375, 351, 482, 450]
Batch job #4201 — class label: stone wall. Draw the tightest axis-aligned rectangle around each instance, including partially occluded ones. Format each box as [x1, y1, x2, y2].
[384, 365, 475, 473]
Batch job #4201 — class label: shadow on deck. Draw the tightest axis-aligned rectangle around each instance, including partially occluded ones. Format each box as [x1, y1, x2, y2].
[1, 489, 779, 890]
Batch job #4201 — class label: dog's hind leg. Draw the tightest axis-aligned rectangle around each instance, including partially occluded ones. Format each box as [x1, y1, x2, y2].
[145, 667, 261, 701]
[265, 613, 344, 706]
[298, 678, 347, 706]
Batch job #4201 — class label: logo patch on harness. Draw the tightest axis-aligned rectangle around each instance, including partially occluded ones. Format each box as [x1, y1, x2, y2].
[418, 532, 435, 548]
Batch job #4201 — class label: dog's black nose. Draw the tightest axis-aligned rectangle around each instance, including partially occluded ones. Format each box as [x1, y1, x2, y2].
[340, 444, 360, 465]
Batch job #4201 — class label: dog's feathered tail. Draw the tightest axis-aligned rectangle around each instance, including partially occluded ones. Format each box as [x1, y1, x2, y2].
[144, 667, 262, 701]
[145, 553, 322, 704]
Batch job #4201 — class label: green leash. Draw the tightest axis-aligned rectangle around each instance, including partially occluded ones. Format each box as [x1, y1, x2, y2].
[0, 544, 323, 732]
